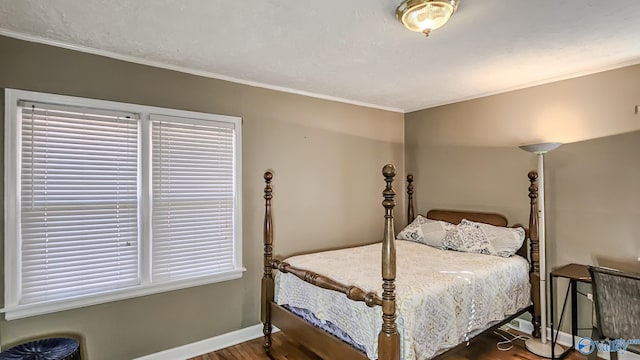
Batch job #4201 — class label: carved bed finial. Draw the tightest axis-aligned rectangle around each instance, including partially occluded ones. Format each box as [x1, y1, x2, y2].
[379, 164, 400, 360]
[528, 171, 538, 199]
[383, 165, 396, 209]
[383, 163, 396, 178]
[407, 174, 415, 223]
[264, 171, 273, 188]
[262, 170, 274, 352]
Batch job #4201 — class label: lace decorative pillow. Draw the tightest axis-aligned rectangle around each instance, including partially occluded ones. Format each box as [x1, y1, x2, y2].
[443, 219, 525, 257]
[442, 220, 494, 255]
[397, 215, 455, 249]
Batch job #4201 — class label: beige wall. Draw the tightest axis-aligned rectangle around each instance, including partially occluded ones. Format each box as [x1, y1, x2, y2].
[408, 64, 640, 148]
[0, 35, 404, 359]
[406, 64, 640, 333]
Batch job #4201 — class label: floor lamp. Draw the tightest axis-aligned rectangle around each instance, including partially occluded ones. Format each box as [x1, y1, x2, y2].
[519, 142, 563, 358]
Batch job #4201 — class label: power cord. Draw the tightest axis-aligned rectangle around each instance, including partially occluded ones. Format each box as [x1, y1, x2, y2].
[494, 329, 531, 351]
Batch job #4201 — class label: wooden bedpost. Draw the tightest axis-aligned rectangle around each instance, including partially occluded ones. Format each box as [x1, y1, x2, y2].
[407, 174, 415, 224]
[528, 171, 542, 339]
[262, 171, 274, 352]
[379, 164, 400, 360]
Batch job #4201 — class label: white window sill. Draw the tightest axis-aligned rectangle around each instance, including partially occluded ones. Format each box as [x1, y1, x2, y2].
[2, 268, 246, 320]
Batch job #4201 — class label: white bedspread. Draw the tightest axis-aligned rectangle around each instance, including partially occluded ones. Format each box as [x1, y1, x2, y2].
[274, 240, 531, 360]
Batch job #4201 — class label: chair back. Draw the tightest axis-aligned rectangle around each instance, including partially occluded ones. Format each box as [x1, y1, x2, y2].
[588, 266, 640, 340]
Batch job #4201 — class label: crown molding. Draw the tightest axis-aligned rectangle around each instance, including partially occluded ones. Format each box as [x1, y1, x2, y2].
[0, 29, 404, 114]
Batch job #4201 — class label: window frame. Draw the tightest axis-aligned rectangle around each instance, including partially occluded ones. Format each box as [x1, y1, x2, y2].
[3, 89, 244, 320]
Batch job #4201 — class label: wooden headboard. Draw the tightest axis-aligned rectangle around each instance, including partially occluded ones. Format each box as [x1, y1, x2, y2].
[406, 174, 533, 261]
[426, 209, 508, 227]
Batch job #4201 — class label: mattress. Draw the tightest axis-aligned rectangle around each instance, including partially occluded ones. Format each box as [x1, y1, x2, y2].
[274, 240, 531, 360]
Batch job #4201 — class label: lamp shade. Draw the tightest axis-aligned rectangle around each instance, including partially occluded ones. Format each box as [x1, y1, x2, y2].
[397, 0, 459, 36]
[519, 142, 562, 154]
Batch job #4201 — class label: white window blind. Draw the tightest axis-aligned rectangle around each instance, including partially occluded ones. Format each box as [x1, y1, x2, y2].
[19, 102, 140, 305]
[4, 89, 243, 320]
[151, 114, 237, 282]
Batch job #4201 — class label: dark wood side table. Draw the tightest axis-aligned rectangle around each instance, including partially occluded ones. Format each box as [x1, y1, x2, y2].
[550, 263, 592, 359]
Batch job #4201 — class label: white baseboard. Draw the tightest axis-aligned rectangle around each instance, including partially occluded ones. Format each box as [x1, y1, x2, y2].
[134, 324, 279, 360]
[508, 319, 640, 360]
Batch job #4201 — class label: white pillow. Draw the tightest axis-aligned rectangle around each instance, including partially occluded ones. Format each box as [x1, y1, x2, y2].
[443, 219, 525, 257]
[397, 215, 455, 249]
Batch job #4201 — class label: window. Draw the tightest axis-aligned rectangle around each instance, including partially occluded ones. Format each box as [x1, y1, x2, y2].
[4, 89, 243, 320]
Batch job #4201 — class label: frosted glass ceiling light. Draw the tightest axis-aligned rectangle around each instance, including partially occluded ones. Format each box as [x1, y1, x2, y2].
[396, 0, 459, 37]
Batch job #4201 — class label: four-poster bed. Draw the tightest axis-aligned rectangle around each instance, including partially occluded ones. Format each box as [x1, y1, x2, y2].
[261, 165, 542, 359]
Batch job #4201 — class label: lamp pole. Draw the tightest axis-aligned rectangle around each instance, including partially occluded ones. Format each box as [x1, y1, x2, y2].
[519, 142, 562, 358]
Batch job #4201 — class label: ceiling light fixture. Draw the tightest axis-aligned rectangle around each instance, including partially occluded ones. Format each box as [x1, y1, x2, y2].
[396, 0, 459, 37]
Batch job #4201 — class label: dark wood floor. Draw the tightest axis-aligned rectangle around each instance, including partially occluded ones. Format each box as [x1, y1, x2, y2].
[190, 331, 588, 360]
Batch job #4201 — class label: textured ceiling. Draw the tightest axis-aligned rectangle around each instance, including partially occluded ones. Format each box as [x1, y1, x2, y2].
[1, 0, 640, 112]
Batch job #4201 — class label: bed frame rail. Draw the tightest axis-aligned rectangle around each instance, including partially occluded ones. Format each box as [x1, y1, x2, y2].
[272, 260, 383, 307]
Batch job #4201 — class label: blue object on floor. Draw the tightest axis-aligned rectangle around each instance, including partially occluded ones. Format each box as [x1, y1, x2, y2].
[0, 337, 80, 360]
